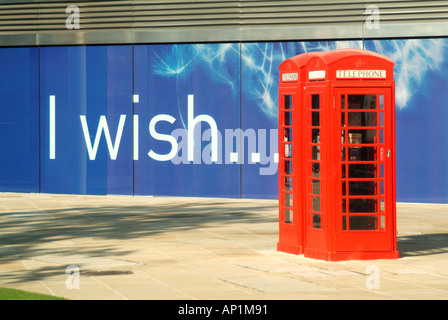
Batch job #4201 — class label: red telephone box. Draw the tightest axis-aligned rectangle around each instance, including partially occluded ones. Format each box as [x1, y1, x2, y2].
[278, 49, 399, 261]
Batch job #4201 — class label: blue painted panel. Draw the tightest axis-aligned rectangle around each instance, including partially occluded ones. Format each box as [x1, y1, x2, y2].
[0, 47, 39, 193]
[133, 44, 241, 198]
[39, 46, 133, 195]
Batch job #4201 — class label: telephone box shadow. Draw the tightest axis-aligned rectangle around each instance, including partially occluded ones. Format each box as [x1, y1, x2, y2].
[397, 233, 448, 257]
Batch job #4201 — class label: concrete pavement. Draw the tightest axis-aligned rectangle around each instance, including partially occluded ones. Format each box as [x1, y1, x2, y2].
[0, 192, 447, 300]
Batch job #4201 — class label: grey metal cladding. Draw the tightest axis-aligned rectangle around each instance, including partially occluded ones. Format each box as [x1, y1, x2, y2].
[0, 0, 447, 46]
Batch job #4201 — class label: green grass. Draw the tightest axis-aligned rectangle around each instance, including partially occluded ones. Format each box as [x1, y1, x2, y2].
[0, 287, 66, 300]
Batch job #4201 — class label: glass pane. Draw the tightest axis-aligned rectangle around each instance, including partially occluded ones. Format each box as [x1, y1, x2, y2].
[285, 177, 293, 191]
[312, 129, 320, 143]
[379, 95, 384, 110]
[285, 144, 292, 158]
[349, 181, 377, 196]
[342, 181, 346, 196]
[379, 112, 384, 127]
[285, 161, 292, 175]
[284, 128, 292, 142]
[312, 197, 321, 212]
[285, 193, 293, 207]
[312, 112, 320, 126]
[312, 146, 320, 161]
[285, 209, 293, 224]
[313, 214, 321, 229]
[342, 199, 346, 213]
[312, 162, 320, 177]
[381, 215, 386, 230]
[348, 112, 377, 127]
[285, 95, 293, 109]
[285, 112, 292, 126]
[348, 130, 377, 144]
[348, 147, 377, 161]
[349, 199, 378, 213]
[341, 95, 346, 110]
[312, 180, 321, 195]
[342, 216, 347, 230]
[349, 216, 378, 230]
[348, 95, 377, 109]
[312, 95, 320, 109]
[349, 164, 376, 178]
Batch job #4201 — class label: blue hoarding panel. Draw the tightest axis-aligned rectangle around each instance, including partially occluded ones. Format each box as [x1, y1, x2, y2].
[133, 44, 241, 198]
[0, 47, 39, 193]
[39, 46, 133, 195]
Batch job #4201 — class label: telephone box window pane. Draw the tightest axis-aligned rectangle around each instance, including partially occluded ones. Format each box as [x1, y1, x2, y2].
[285, 177, 293, 191]
[348, 112, 377, 127]
[341, 95, 346, 110]
[342, 181, 346, 196]
[312, 112, 320, 126]
[284, 128, 292, 142]
[381, 215, 386, 230]
[379, 112, 384, 127]
[348, 147, 377, 161]
[379, 95, 384, 110]
[349, 164, 376, 178]
[312, 146, 320, 161]
[349, 199, 377, 213]
[342, 216, 347, 230]
[349, 216, 378, 230]
[312, 95, 320, 109]
[349, 181, 377, 196]
[342, 199, 346, 213]
[312, 180, 321, 195]
[285, 193, 293, 208]
[312, 197, 321, 212]
[285, 161, 293, 175]
[312, 163, 320, 177]
[348, 130, 377, 144]
[313, 214, 321, 229]
[285, 112, 292, 126]
[348, 95, 377, 109]
[285, 209, 293, 224]
[312, 129, 320, 143]
[285, 144, 292, 159]
[285, 95, 293, 110]
[380, 129, 384, 143]
[380, 181, 385, 195]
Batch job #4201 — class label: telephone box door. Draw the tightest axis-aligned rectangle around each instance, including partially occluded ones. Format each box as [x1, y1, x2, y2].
[335, 88, 396, 253]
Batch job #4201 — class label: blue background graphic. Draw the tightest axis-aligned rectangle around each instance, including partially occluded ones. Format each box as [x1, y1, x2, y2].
[0, 39, 447, 203]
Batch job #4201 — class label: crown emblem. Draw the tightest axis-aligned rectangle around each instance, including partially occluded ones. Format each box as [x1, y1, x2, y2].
[356, 59, 367, 68]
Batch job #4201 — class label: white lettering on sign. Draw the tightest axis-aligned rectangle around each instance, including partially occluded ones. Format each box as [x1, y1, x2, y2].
[282, 73, 298, 82]
[336, 70, 386, 79]
[309, 70, 326, 80]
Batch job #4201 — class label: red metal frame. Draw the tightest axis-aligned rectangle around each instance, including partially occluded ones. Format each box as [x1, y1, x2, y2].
[278, 49, 399, 261]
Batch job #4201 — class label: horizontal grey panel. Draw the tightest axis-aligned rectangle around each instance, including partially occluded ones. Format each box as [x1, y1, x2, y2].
[0, 0, 447, 46]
